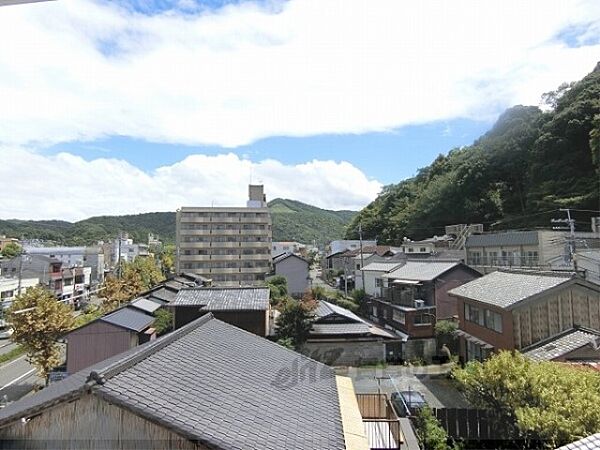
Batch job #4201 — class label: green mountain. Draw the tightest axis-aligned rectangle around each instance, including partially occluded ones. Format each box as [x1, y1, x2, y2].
[0, 199, 356, 247]
[268, 198, 357, 246]
[346, 63, 600, 243]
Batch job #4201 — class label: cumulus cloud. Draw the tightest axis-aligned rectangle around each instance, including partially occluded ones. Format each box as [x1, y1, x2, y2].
[0, 149, 382, 220]
[0, 0, 599, 147]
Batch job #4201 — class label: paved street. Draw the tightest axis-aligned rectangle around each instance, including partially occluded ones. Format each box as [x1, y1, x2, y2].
[0, 341, 18, 357]
[0, 352, 40, 404]
[338, 364, 471, 409]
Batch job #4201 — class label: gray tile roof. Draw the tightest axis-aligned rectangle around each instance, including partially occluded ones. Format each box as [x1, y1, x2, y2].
[172, 287, 270, 311]
[311, 301, 372, 336]
[523, 329, 600, 362]
[0, 315, 345, 450]
[146, 287, 177, 302]
[466, 230, 539, 247]
[130, 298, 162, 314]
[555, 433, 600, 450]
[361, 262, 403, 272]
[449, 270, 575, 309]
[382, 261, 461, 281]
[100, 307, 155, 332]
[273, 252, 309, 265]
[315, 301, 365, 324]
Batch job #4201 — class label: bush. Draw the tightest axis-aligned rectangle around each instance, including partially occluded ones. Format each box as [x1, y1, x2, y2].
[415, 406, 458, 450]
[153, 309, 173, 335]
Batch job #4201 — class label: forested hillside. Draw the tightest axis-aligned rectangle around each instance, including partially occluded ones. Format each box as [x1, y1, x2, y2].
[0, 199, 356, 247]
[346, 63, 600, 244]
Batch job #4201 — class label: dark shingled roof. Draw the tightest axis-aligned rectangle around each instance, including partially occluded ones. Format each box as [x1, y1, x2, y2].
[0, 315, 345, 450]
[100, 307, 155, 332]
[466, 230, 539, 247]
[273, 252, 309, 265]
[523, 328, 600, 362]
[172, 287, 270, 311]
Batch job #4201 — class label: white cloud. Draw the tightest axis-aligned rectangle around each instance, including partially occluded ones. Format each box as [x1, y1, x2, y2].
[0, 0, 599, 147]
[0, 149, 382, 220]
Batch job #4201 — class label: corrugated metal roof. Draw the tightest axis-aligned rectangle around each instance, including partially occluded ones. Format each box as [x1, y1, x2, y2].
[311, 323, 371, 335]
[361, 262, 403, 272]
[466, 231, 539, 247]
[449, 270, 574, 309]
[101, 307, 155, 332]
[172, 287, 270, 311]
[382, 261, 461, 281]
[0, 315, 346, 450]
[555, 433, 600, 450]
[523, 329, 600, 362]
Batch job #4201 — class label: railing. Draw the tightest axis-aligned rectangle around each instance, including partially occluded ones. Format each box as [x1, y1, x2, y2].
[357, 394, 403, 450]
[467, 256, 540, 268]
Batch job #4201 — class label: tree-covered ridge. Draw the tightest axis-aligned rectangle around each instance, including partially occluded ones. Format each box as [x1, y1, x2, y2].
[347, 63, 600, 243]
[0, 199, 356, 247]
[268, 198, 357, 247]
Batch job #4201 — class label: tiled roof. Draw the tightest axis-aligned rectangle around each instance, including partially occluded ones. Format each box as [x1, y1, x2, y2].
[311, 323, 371, 335]
[448, 270, 575, 309]
[523, 328, 600, 361]
[555, 433, 600, 450]
[466, 230, 539, 247]
[130, 298, 162, 314]
[273, 252, 309, 265]
[146, 287, 177, 302]
[361, 262, 403, 272]
[0, 315, 345, 450]
[340, 246, 395, 258]
[382, 261, 461, 281]
[315, 301, 365, 324]
[100, 307, 155, 332]
[172, 287, 270, 311]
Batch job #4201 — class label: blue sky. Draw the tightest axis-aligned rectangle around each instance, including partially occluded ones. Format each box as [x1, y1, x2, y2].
[46, 118, 492, 185]
[1, 0, 600, 220]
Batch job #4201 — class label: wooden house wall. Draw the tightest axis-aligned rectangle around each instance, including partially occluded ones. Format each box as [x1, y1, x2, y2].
[0, 395, 208, 450]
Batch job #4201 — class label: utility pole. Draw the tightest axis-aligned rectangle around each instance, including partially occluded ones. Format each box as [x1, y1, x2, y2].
[551, 209, 577, 269]
[358, 223, 365, 290]
[117, 232, 122, 279]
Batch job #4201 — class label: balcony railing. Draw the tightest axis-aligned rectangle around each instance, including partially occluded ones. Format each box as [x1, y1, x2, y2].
[356, 394, 403, 450]
[467, 256, 540, 268]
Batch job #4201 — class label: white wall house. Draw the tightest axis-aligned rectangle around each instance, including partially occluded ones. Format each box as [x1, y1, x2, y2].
[0, 276, 39, 310]
[577, 251, 600, 285]
[359, 262, 404, 297]
[271, 241, 306, 258]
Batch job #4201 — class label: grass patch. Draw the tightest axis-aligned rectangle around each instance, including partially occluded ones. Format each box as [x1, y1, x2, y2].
[0, 345, 25, 365]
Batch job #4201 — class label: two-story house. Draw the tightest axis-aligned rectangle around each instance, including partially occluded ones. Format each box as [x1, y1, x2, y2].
[369, 261, 480, 360]
[449, 270, 600, 362]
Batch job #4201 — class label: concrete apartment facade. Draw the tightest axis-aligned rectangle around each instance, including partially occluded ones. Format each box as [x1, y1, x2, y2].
[176, 185, 272, 286]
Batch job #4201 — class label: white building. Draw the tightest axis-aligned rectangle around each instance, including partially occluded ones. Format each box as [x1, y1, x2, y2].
[359, 262, 404, 297]
[23, 246, 104, 284]
[577, 251, 600, 285]
[327, 240, 377, 257]
[0, 276, 39, 310]
[271, 241, 306, 258]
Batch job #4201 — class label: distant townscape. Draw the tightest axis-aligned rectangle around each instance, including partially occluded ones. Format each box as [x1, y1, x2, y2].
[0, 34, 599, 450]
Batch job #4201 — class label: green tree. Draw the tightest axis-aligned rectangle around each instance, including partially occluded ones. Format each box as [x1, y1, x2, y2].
[153, 309, 173, 335]
[453, 351, 600, 447]
[159, 244, 175, 276]
[266, 275, 288, 306]
[8, 287, 75, 384]
[275, 293, 317, 351]
[0, 242, 21, 259]
[414, 406, 458, 450]
[124, 257, 165, 291]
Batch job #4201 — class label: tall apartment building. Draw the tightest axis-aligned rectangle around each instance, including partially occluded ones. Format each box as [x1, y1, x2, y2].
[176, 185, 272, 286]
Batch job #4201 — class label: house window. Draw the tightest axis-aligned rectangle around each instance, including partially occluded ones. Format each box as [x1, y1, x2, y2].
[392, 309, 406, 324]
[488, 251, 498, 265]
[0, 290, 13, 299]
[414, 314, 433, 325]
[420, 247, 427, 253]
[407, 247, 414, 253]
[468, 251, 482, 265]
[375, 278, 383, 288]
[484, 309, 503, 333]
[464, 303, 484, 326]
[356, 264, 361, 270]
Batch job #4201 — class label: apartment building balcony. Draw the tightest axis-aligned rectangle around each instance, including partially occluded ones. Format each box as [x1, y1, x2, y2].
[239, 254, 271, 261]
[356, 394, 404, 450]
[466, 255, 540, 269]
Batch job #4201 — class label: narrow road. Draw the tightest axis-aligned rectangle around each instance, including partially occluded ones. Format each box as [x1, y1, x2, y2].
[0, 341, 18, 357]
[0, 353, 40, 403]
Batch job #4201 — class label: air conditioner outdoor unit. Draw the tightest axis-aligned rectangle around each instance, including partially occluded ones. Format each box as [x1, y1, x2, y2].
[414, 299, 425, 309]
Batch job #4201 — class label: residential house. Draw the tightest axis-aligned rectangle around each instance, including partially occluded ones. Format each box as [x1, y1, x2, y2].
[400, 235, 453, 256]
[465, 229, 600, 273]
[448, 270, 600, 362]
[23, 246, 105, 284]
[360, 262, 404, 297]
[65, 273, 210, 374]
[176, 185, 272, 286]
[66, 305, 157, 374]
[0, 236, 18, 253]
[0, 314, 370, 450]
[304, 301, 403, 365]
[169, 287, 271, 336]
[271, 241, 306, 258]
[370, 261, 481, 360]
[576, 250, 600, 285]
[272, 252, 310, 296]
[522, 327, 600, 362]
[325, 240, 377, 271]
[0, 276, 38, 310]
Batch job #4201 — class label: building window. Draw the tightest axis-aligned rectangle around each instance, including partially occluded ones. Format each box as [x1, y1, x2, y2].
[468, 251, 482, 265]
[420, 247, 427, 253]
[375, 278, 383, 288]
[392, 309, 405, 324]
[484, 309, 503, 333]
[464, 303, 484, 326]
[407, 247, 414, 253]
[414, 314, 432, 325]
